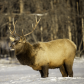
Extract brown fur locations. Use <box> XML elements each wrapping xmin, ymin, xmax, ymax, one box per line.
<box><xmin>11</xmin><ymin>39</ymin><xmax>76</xmax><ymax>78</ymax></box>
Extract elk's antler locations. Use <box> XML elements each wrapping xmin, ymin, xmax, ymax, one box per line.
<box><xmin>9</xmin><ymin>18</ymin><xmax>20</xmax><ymax>37</ymax></box>
<box><xmin>24</xmin><ymin>16</ymin><xmax>41</xmax><ymax>36</ymax></box>
<box><xmin>9</xmin><ymin>16</ymin><xmax>41</xmax><ymax>42</ymax></box>
<box><xmin>9</xmin><ymin>18</ymin><xmax>17</xmax><ymax>35</ymax></box>
<box><xmin>22</xmin><ymin>29</ymin><xmax>26</xmax><ymax>42</ymax></box>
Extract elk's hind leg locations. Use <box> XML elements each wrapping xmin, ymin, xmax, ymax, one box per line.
<box><xmin>65</xmin><ymin>63</ymin><xmax>73</xmax><ymax>77</ymax></box>
<box><xmin>39</xmin><ymin>65</ymin><xmax>49</xmax><ymax>78</ymax></box>
<box><xmin>65</xmin><ymin>60</ymin><xmax>73</xmax><ymax>77</ymax></box>
<box><xmin>60</xmin><ymin>64</ymin><xmax>68</xmax><ymax>77</ymax></box>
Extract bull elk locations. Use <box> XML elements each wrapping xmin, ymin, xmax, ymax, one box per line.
<box><xmin>9</xmin><ymin>16</ymin><xmax>76</xmax><ymax>78</ymax></box>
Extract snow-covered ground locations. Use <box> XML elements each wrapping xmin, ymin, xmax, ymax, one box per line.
<box><xmin>0</xmin><ymin>57</ymin><xmax>84</xmax><ymax>84</ymax></box>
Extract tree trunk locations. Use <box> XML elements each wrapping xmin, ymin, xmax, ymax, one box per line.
<box><xmin>41</xmin><ymin>26</ymin><xmax>43</xmax><ymax>42</ymax></box>
<box><xmin>20</xmin><ymin>0</ymin><xmax>24</xmax><ymax>14</ymax></box>
<box><xmin>68</xmin><ymin>16</ymin><xmax>72</xmax><ymax>40</ymax></box>
<box><xmin>51</xmin><ymin>27</ymin><xmax>53</xmax><ymax>40</ymax></box>
<box><xmin>9</xmin><ymin>16</ymin><xmax>12</xmax><ymax>34</ymax></box>
<box><xmin>82</xmin><ymin>18</ymin><xmax>84</xmax><ymax>50</ymax></box>
<box><xmin>55</xmin><ymin>15</ymin><xmax>58</xmax><ymax>39</ymax></box>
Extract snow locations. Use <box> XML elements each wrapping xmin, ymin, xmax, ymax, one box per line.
<box><xmin>0</xmin><ymin>57</ymin><xmax>84</xmax><ymax>84</ymax></box>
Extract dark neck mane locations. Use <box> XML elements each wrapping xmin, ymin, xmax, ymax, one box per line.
<box><xmin>16</xmin><ymin>42</ymin><xmax>35</xmax><ymax>66</ymax></box>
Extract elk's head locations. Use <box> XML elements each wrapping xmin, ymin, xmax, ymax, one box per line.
<box><xmin>9</xmin><ymin>16</ymin><xmax>41</xmax><ymax>53</ymax></box>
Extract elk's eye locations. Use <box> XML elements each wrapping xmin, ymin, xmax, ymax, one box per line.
<box><xmin>14</xmin><ymin>40</ymin><xmax>17</xmax><ymax>42</ymax></box>
<box><xmin>15</xmin><ymin>41</ymin><xmax>18</xmax><ymax>44</ymax></box>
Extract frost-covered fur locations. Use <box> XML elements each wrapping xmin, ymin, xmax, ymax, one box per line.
<box><xmin>12</xmin><ymin>39</ymin><xmax>76</xmax><ymax>78</ymax></box>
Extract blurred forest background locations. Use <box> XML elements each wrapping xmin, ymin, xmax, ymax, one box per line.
<box><xmin>0</xmin><ymin>0</ymin><xmax>84</xmax><ymax>60</ymax></box>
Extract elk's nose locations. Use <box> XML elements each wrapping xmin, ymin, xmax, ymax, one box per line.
<box><xmin>12</xmin><ymin>42</ymin><xmax>15</xmax><ymax>45</ymax></box>
<box><xmin>10</xmin><ymin>42</ymin><xmax>15</xmax><ymax>47</ymax></box>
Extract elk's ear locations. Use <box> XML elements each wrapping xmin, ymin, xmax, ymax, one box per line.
<box><xmin>19</xmin><ymin>39</ymin><xmax>26</xmax><ymax>43</ymax></box>
<box><xmin>10</xmin><ymin>37</ymin><xmax>15</xmax><ymax>42</ymax></box>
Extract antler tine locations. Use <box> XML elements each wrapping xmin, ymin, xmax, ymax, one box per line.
<box><xmin>24</xmin><ymin>16</ymin><xmax>41</xmax><ymax>36</ymax></box>
<box><xmin>12</xmin><ymin>20</ymin><xmax>17</xmax><ymax>34</ymax></box>
<box><xmin>9</xmin><ymin>18</ymin><xmax>20</xmax><ymax>37</ymax></box>
<box><xmin>13</xmin><ymin>20</ymin><xmax>21</xmax><ymax>37</ymax></box>
<box><xmin>22</xmin><ymin>29</ymin><xmax>24</xmax><ymax>36</ymax></box>
<box><xmin>9</xmin><ymin>18</ymin><xmax>16</xmax><ymax>35</ymax></box>
<box><xmin>22</xmin><ymin>29</ymin><xmax>26</xmax><ymax>42</ymax></box>
<box><xmin>9</xmin><ymin>22</ymin><xmax>16</xmax><ymax>37</ymax></box>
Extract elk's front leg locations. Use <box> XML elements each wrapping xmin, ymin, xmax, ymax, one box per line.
<box><xmin>39</xmin><ymin>65</ymin><xmax>49</xmax><ymax>78</ymax></box>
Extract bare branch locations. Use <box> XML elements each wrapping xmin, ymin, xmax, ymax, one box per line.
<box><xmin>1</xmin><ymin>22</ymin><xmax>9</xmax><ymax>27</ymax></box>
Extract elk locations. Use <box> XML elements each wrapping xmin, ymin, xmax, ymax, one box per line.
<box><xmin>9</xmin><ymin>16</ymin><xmax>77</xmax><ymax>78</ymax></box>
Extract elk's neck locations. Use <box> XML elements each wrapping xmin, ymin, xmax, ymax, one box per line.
<box><xmin>16</xmin><ymin>42</ymin><xmax>35</xmax><ymax>65</ymax></box>
<box><xmin>24</xmin><ymin>42</ymin><xmax>33</xmax><ymax>54</ymax></box>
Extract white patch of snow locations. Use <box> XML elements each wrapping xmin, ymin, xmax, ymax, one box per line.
<box><xmin>0</xmin><ymin>57</ymin><xmax>84</xmax><ymax>84</ymax></box>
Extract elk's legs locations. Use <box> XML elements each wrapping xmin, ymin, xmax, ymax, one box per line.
<box><xmin>60</xmin><ymin>64</ymin><xmax>68</xmax><ymax>77</ymax></box>
<box><xmin>39</xmin><ymin>65</ymin><xmax>49</xmax><ymax>78</ymax></box>
<box><xmin>65</xmin><ymin>64</ymin><xmax>73</xmax><ymax>77</ymax></box>
<box><xmin>65</xmin><ymin>59</ymin><xmax>73</xmax><ymax>77</ymax></box>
